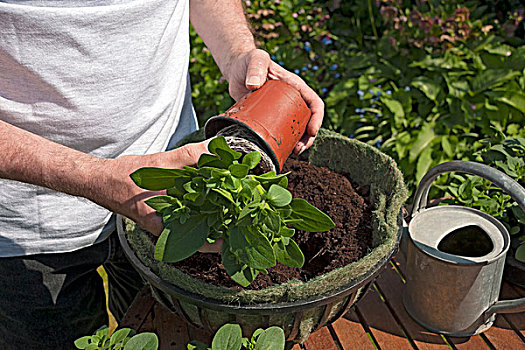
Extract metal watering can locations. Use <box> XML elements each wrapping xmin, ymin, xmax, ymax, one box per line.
<box><xmin>403</xmin><ymin>160</ymin><xmax>525</xmax><ymax>337</ymax></box>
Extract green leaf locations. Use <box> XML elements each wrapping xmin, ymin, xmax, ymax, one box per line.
<box><xmin>515</xmin><ymin>244</ymin><xmax>525</xmax><ymax>263</ymax></box>
<box><xmin>209</xmin><ymin>136</ymin><xmax>242</xmax><ymax>160</ymax></box>
<box><xmin>512</xmin><ymin>205</ymin><xmax>525</xmax><ymax>225</ymax></box>
<box><xmin>229</xmin><ymin>163</ymin><xmax>250</xmax><ymax>178</ymax></box>
<box><xmin>411</xmin><ymin>76</ymin><xmax>441</xmax><ymax>101</ymax></box>
<box><xmin>130</xmin><ymin>167</ymin><xmax>188</xmax><ymax>191</ymax></box>
<box><xmin>266</xmin><ymin>184</ymin><xmax>292</xmax><ymax>207</ymax></box>
<box><xmin>212</xmin><ymin>188</ymin><xmax>235</xmax><ymax>204</ymax></box>
<box><xmin>273</xmin><ymin>239</ymin><xmax>304</xmax><ymax>268</ymax></box>
<box><xmin>253</xmin><ymin>172</ymin><xmax>289</xmax><ymax>191</ymax></box>
<box><xmin>263</xmin><ymin>209</ymin><xmax>281</xmax><ymax>233</ymax></box>
<box><xmin>288</xmin><ymin>198</ymin><xmax>335</xmax><ymax>232</ymax></box>
<box><xmin>409</xmin><ymin>122</ymin><xmax>435</xmax><ymax>162</ymax></box>
<box><xmin>145</xmin><ymin>196</ymin><xmax>178</xmax><ymax>212</ymax></box>
<box><xmin>222</xmin><ymin>246</ymin><xmax>257</xmax><ymax>287</ymax></box>
<box><xmin>110</xmin><ymin>329</ymin><xmax>135</xmax><ymax>347</ymax></box>
<box><xmin>382</xmin><ymin>98</ymin><xmax>404</xmax><ymax>118</ymax></box>
<box><xmin>415</xmin><ymin>147</ymin><xmax>433</xmax><ymax>185</ymax></box>
<box><xmin>471</xmin><ymin>70</ymin><xmax>520</xmax><ymax>93</ymax></box>
<box><xmin>74</xmin><ymin>336</ymin><xmax>92</xmax><ymax>349</ymax></box>
<box><xmin>229</xmin><ymin>226</ymin><xmax>276</xmax><ymax>270</ymax></box>
<box><xmin>242</xmin><ymin>151</ymin><xmax>261</xmax><ymax>169</ymax></box>
<box><xmin>253</xmin><ymin>327</ymin><xmax>285</xmax><ymax>350</ymax></box>
<box><xmin>198</xmin><ymin>154</ymin><xmax>227</xmax><ymax>169</ymax></box>
<box><xmin>123</xmin><ymin>333</ymin><xmax>158</xmax><ymax>350</ymax></box>
<box><xmin>211</xmin><ymin>324</ymin><xmax>242</xmax><ymax>350</ymax></box>
<box><xmin>486</xmin><ymin>90</ymin><xmax>525</xmax><ymax>113</ymax></box>
<box><xmin>154</xmin><ymin>216</ymin><xmax>209</xmax><ymax>262</ymax></box>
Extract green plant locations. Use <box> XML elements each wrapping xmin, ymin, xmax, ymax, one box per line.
<box><xmin>437</xmin><ymin>136</ymin><xmax>525</xmax><ymax>261</ymax></box>
<box><xmin>187</xmin><ymin>323</ymin><xmax>285</xmax><ymax>350</ymax></box>
<box><xmin>74</xmin><ymin>326</ymin><xmax>158</xmax><ymax>350</ymax></box>
<box><xmin>130</xmin><ymin>136</ymin><xmax>334</xmax><ymax>287</ymax></box>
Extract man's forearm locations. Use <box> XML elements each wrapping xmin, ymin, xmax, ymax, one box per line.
<box><xmin>189</xmin><ymin>0</ymin><xmax>256</xmax><ymax>80</ymax></box>
<box><xmin>0</xmin><ymin>120</ymin><xmax>104</xmax><ymax>200</ymax></box>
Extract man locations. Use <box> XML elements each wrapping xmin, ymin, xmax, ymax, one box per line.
<box><xmin>0</xmin><ymin>0</ymin><xmax>324</xmax><ymax>348</ymax></box>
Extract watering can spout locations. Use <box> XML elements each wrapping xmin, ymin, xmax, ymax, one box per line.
<box><xmin>486</xmin><ymin>297</ymin><xmax>525</xmax><ymax>315</ymax></box>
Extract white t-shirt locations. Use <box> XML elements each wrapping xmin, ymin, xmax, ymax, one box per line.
<box><xmin>0</xmin><ymin>0</ymin><xmax>197</xmax><ymax>256</ymax></box>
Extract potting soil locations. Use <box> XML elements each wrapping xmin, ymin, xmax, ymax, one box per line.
<box><xmin>169</xmin><ymin>158</ymin><xmax>373</xmax><ymax>289</ymax></box>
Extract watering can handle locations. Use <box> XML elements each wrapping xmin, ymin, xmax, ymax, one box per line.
<box><xmin>411</xmin><ymin>160</ymin><xmax>525</xmax><ymax>217</ymax></box>
<box><xmin>411</xmin><ymin>160</ymin><xmax>525</xmax><ymax>315</ymax></box>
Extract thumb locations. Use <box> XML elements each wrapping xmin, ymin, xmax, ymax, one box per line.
<box><xmin>245</xmin><ymin>49</ymin><xmax>271</xmax><ymax>91</ymax></box>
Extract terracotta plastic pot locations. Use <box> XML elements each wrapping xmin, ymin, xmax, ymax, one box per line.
<box><xmin>204</xmin><ymin>80</ymin><xmax>311</xmax><ymax>173</ymax></box>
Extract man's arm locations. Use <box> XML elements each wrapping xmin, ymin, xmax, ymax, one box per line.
<box><xmin>0</xmin><ymin>120</ymin><xmax>207</xmax><ymax>235</ymax></box>
<box><xmin>189</xmin><ymin>0</ymin><xmax>325</xmax><ymax>154</ymax></box>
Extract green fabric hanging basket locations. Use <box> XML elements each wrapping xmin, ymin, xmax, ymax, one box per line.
<box><xmin>117</xmin><ymin>128</ymin><xmax>407</xmax><ymax>345</ymax></box>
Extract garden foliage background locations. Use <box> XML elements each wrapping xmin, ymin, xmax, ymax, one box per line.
<box><xmin>189</xmin><ymin>0</ymin><xmax>525</xmax><ymax>260</ymax></box>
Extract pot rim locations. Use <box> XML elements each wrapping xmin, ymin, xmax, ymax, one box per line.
<box><xmin>116</xmin><ymin>212</ymin><xmax>403</xmax><ymax>315</ymax></box>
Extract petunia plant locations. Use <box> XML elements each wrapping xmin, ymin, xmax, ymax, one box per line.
<box><xmin>130</xmin><ymin>136</ymin><xmax>335</xmax><ymax>287</ymax></box>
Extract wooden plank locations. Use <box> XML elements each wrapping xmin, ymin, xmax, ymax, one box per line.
<box><xmin>483</xmin><ymin>315</ymin><xmax>525</xmax><ymax>349</ymax></box>
<box><xmin>138</xmin><ymin>311</ymin><xmax>155</xmax><ymax>333</ymax></box>
<box><xmin>500</xmin><ymin>282</ymin><xmax>525</xmax><ymax>341</ymax></box>
<box><xmin>331</xmin><ymin>309</ymin><xmax>375</xmax><ymax>349</ymax></box>
<box><xmin>187</xmin><ymin>325</ymin><xmax>213</xmax><ymax>346</ymax></box>
<box><xmin>154</xmin><ymin>303</ymin><xmax>190</xmax><ymax>350</ymax></box>
<box><xmin>303</xmin><ymin>326</ymin><xmax>338</xmax><ymax>350</ymax></box>
<box><xmin>352</xmin><ymin>283</ymin><xmax>412</xmax><ymax>349</ymax></box>
<box><xmin>119</xmin><ymin>286</ymin><xmax>155</xmax><ymax>331</ymax></box>
<box><xmin>375</xmin><ymin>259</ymin><xmax>450</xmax><ymax>349</ymax></box>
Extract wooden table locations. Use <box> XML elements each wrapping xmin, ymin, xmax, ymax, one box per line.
<box><xmin>121</xmin><ymin>252</ymin><xmax>525</xmax><ymax>350</ymax></box>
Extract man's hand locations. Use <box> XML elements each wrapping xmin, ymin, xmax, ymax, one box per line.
<box><xmin>225</xmin><ymin>49</ymin><xmax>325</xmax><ymax>155</ymax></box>
<box><xmin>98</xmin><ymin>140</ymin><xmax>223</xmax><ymax>253</ymax></box>
<box><xmin>95</xmin><ymin>141</ymin><xmax>209</xmax><ymax>236</ymax></box>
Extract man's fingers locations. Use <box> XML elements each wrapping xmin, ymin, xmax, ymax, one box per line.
<box><xmin>168</xmin><ymin>139</ymin><xmax>210</xmax><ymax>167</ymax></box>
<box><xmin>245</xmin><ymin>50</ymin><xmax>270</xmax><ymax>90</ymax></box>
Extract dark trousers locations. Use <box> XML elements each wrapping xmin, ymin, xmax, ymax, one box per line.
<box><xmin>0</xmin><ymin>232</ymin><xmax>144</xmax><ymax>350</ymax></box>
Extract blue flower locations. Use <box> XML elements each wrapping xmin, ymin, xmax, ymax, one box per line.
<box><xmin>321</xmin><ymin>88</ymin><xmax>327</xmax><ymax>93</ymax></box>
<box><xmin>335</xmin><ymin>73</ymin><xmax>341</xmax><ymax>78</ymax></box>
<box><xmin>301</xmin><ymin>66</ymin><xmax>308</xmax><ymax>72</ymax></box>
<box><xmin>271</xmin><ymin>55</ymin><xmax>277</xmax><ymax>60</ymax></box>
<box><xmin>386</xmin><ymin>90</ymin><xmax>392</xmax><ymax>95</ymax></box>
<box><xmin>376</xmin><ymin>91</ymin><xmax>382</xmax><ymax>97</ymax></box>
<box><xmin>405</xmin><ymin>86</ymin><xmax>411</xmax><ymax>91</ymax></box>
<box><xmin>304</xmin><ymin>41</ymin><xmax>311</xmax><ymax>53</ymax></box>
<box><xmin>355</xmin><ymin>108</ymin><xmax>363</xmax><ymax>113</ymax></box>
<box><xmin>357</xmin><ymin>90</ymin><xmax>364</xmax><ymax>96</ymax></box>
<box><xmin>278</xmin><ymin>61</ymin><xmax>284</xmax><ymax>66</ymax></box>
<box><xmin>321</xmin><ymin>37</ymin><xmax>333</xmax><ymax>45</ymax></box>
<box><xmin>294</xmin><ymin>69</ymin><xmax>300</xmax><ymax>74</ymax></box>
<box><xmin>368</xmin><ymin>89</ymin><xmax>374</xmax><ymax>94</ymax></box>
<box><xmin>312</xmin><ymin>65</ymin><xmax>319</xmax><ymax>71</ymax></box>
<box><xmin>330</xmin><ymin>64</ymin><xmax>338</xmax><ymax>70</ymax></box>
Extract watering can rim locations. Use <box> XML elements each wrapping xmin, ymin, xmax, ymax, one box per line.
<box><xmin>408</xmin><ymin>205</ymin><xmax>510</xmax><ymax>265</ymax></box>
